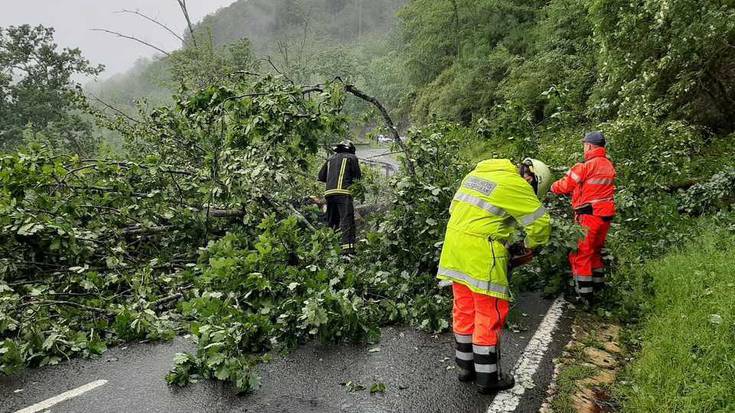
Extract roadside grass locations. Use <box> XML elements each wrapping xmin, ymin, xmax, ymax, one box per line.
<box><xmin>617</xmin><ymin>224</ymin><xmax>735</xmax><ymax>412</ymax></box>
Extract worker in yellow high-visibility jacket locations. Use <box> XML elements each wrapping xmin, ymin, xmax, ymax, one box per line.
<box><xmin>437</xmin><ymin>158</ymin><xmax>553</xmax><ymax>394</ymax></box>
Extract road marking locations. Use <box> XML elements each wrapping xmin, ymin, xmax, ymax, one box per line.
<box><xmin>488</xmin><ymin>297</ymin><xmax>566</xmax><ymax>413</ymax></box>
<box><xmin>15</xmin><ymin>380</ymin><xmax>108</xmax><ymax>413</ymax></box>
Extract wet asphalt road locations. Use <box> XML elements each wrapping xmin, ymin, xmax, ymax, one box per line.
<box><xmin>0</xmin><ymin>292</ymin><xmax>572</xmax><ymax>413</ymax></box>
<box><xmin>357</xmin><ymin>146</ymin><xmax>400</xmax><ymax>169</ymax></box>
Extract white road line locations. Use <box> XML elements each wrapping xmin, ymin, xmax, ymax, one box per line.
<box><xmin>15</xmin><ymin>379</ymin><xmax>108</xmax><ymax>413</ymax></box>
<box><xmin>488</xmin><ymin>297</ymin><xmax>566</xmax><ymax>413</ymax></box>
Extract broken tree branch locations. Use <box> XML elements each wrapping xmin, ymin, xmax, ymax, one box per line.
<box><xmin>207</xmin><ymin>208</ymin><xmax>244</xmax><ymax>218</ymax></box>
<box><xmin>340</xmin><ymin>82</ymin><xmax>417</xmax><ymax>178</ymax></box>
<box><xmin>91</xmin><ymin>28</ymin><xmax>170</xmax><ymax>56</ymax></box>
<box><xmin>177</xmin><ymin>0</ymin><xmax>198</xmax><ymax>48</ymax></box>
<box><xmin>288</xmin><ymin>204</ymin><xmax>317</xmax><ymax>232</ymax></box>
<box><xmin>22</xmin><ymin>300</ymin><xmax>115</xmax><ymax>315</ymax></box>
<box><xmin>154</xmin><ymin>293</ymin><xmax>184</xmax><ymax>308</ymax></box>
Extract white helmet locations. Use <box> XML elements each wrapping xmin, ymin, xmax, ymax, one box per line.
<box><xmin>522</xmin><ymin>158</ymin><xmax>553</xmax><ymax>199</ymax></box>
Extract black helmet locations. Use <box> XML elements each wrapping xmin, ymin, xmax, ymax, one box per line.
<box><xmin>333</xmin><ymin>139</ymin><xmax>356</xmax><ymax>154</ymax></box>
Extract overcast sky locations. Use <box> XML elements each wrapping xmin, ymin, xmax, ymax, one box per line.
<box><xmin>0</xmin><ymin>0</ymin><xmax>237</xmax><ymax>79</ymax></box>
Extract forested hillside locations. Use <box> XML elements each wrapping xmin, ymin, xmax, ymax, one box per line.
<box><xmin>2</xmin><ymin>0</ymin><xmax>735</xmax><ymax>410</ymax></box>
<box><xmin>89</xmin><ymin>0</ymin><xmax>407</xmax><ymax>117</ymax></box>
<box><xmin>193</xmin><ymin>0</ymin><xmax>404</xmax><ymax>52</ymax></box>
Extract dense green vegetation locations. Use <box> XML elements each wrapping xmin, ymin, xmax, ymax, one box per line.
<box><xmin>2</xmin><ymin>0</ymin><xmax>735</xmax><ymax>408</ymax></box>
<box><xmin>195</xmin><ymin>0</ymin><xmax>404</xmax><ymax>54</ymax></box>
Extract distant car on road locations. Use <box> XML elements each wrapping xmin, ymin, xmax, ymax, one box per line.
<box><xmin>376</xmin><ymin>134</ymin><xmax>392</xmax><ymax>144</ymax></box>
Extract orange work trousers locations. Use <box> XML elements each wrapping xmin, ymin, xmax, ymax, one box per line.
<box><xmin>570</xmin><ymin>214</ymin><xmax>611</xmax><ymax>294</ymax></box>
<box><xmin>452</xmin><ymin>283</ymin><xmax>509</xmax><ymax>384</ymax></box>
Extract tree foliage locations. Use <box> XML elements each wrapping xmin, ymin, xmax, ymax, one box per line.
<box><xmin>0</xmin><ymin>74</ymin><xmax>346</xmax><ymax>378</ymax></box>
<box><xmin>590</xmin><ymin>0</ymin><xmax>735</xmax><ymax>131</ymax></box>
<box><xmin>0</xmin><ymin>25</ymin><xmax>104</xmax><ymax>154</ymax></box>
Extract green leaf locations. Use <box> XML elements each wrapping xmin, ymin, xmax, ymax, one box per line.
<box><xmin>42</xmin><ymin>333</ymin><xmax>60</xmax><ymax>350</ymax></box>
<box><xmin>214</xmin><ymin>365</ymin><xmax>230</xmax><ymax>381</ymax></box>
<box><xmin>370</xmin><ymin>382</ymin><xmax>386</xmax><ymax>394</ymax></box>
<box><xmin>89</xmin><ymin>339</ymin><xmax>107</xmax><ymax>355</ymax></box>
<box><xmin>173</xmin><ymin>353</ymin><xmax>193</xmax><ymax>366</ymax></box>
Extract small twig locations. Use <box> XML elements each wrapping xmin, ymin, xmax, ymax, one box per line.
<box><xmin>122</xmin><ymin>225</ymin><xmax>172</xmax><ymax>236</ymax></box>
<box><xmin>40</xmin><ymin>183</ymin><xmax>148</xmax><ymax>197</ymax></box>
<box><xmin>230</xmin><ymin>70</ymin><xmax>262</xmax><ymax>78</ymax></box>
<box><xmin>167</xmin><ymin>170</ymin><xmax>187</xmax><ymax>207</ymax></box>
<box><xmin>116</xmin><ymin>9</ymin><xmax>185</xmax><ymax>43</ymax></box>
<box><xmin>361</xmin><ymin>151</ymin><xmax>403</xmax><ymax>160</ymax></box>
<box><xmin>153</xmin><ymin>293</ymin><xmax>183</xmax><ymax>308</ymax></box>
<box><xmin>44</xmin><ymin>292</ymin><xmax>97</xmax><ymax>298</ymax></box>
<box><xmin>71</xmin><ymin>159</ymin><xmax>195</xmax><ymax>176</ymax></box>
<box><xmin>88</xmin><ymin>94</ymin><xmax>141</xmax><ymax>124</ymax></box>
<box><xmin>264</xmin><ymin>56</ymin><xmax>295</xmax><ymax>84</ymax></box>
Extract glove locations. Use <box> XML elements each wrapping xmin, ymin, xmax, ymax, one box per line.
<box><xmin>509</xmin><ymin>245</ymin><xmax>534</xmax><ymax>269</ymax></box>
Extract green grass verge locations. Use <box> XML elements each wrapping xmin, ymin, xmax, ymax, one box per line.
<box><xmin>618</xmin><ymin>223</ymin><xmax>735</xmax><ymax>412</ymax></box>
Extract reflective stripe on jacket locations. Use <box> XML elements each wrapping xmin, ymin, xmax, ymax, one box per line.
<box><xmin>318</xmin><ymin>152</ymin><xmax>362</xmax><ymax>197</ymax></box>
<box><xmin>550</xmin><ymin>147</ymin><xmax>616</xmax><ymax>217</ymax></box>
<box><xmin>437</xmin><ymin>159</ymin><xmax>552</xmax><ymax>300</ymax></box>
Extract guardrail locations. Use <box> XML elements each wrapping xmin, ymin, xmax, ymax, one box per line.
<box><xmin>359</xmin><ymin>157</ymin><xmax>397</xmax><ymax>177</ymax></box>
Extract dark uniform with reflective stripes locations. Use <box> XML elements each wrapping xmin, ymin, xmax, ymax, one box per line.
<box><xmin>318</xmin><ymin>151</ymin><xmax>361</xmax><ymax>253</ymax></box>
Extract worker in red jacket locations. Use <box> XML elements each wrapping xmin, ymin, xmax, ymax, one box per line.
<box><xmin>551</xmin><ymin>131</ymin><xmax>616</xmax><ymax>303</ymax></box>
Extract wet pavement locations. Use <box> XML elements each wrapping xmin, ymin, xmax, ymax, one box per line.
<box><xmin>357</xmin><ymin>146</ymin><xmax>400</xmax><ymax>169</ymax></box>
<box><xmin>0</xmin><ymin>294</ymin><xmax>569</xmax><ymax>413</ymax></box>
<box><xmin>0</xmin><ymin>292</ymin><xmax>572</xmax><ymax>413</ymax></box>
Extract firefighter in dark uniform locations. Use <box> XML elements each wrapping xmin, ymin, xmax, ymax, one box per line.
<box><xmin>318</xmin><ymin>140</ymin><xmax>362</xmax><ymax>255</ymax></box>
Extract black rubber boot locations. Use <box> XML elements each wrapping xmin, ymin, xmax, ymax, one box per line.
<box><xmin>457</xmin><ymin>368</ymin><xmax>475</xmax><ymax>382</ymax></box>
<box><xmin>477</xmin><ymin>372</ymin><xmax>515</xmax><ymax>394</ymax></box>
<box><xmin>578</xmin><ymin>293</ymin><xmax>595</xmax><ymax>309</ymax></box>
<box><xmin>593</xmin><ymin>271</ymin><xmax>606</xmax><ymax>293</ymax></box>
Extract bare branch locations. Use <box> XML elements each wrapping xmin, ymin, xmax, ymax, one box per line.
<box><xmin>288</xmin><ymin>203</ymin><xmax>316</xmax><ymax>232</ymax></box>
<box><xmin>154</xmin><ymin>293</ymin><xmax>183</xmax><ymax>308</ymax></box>
<box><xmin>262</xmin><ymin>56</ymin><xmax>298</xmax><ymax>87</ymax></box>
<box><xmin>230</xmin><ymin>70</ymin><xmax>262</xmax><ymax>78</ymax></box>
<box><xmin>177</xmin><ymin>0</ymin><xmax>198</xmax><ymax>48</ymax></box>
<box><xmin>90</xmin><ymin>28</ymin><xmax>170</xmax><ymax>56</ymax></box>
<box><xmin>22</xmin><ymin>300</ymin><xmax>115</xmax><ymax>315</ymax></box>
<box><xmin>88</xmin><ymin>93</ymin><xmax>141</xmax><ymax>124</ymax></box>
<box><xmin>339</xmin><ymin>81</ymin><xmax>417</xmax><ymax>178</ymax></box>
<box><xmin>115</xmin><ymin>9</ymin><xmax>185</xmax><ymax>43</ymax></box>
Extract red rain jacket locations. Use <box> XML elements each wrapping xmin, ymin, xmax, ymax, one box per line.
<box><xmin>551</xmin><ymin>147</ymin><xmax>616</xmax><ymax>217</ymax></box>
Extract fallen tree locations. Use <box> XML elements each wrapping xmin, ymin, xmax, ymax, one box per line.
<box><xmin>0</xmin><ymin>76</ymin><xmax>459</xmax><ymax>392</ymax></box>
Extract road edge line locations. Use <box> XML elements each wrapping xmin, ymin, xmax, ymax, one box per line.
<box><xmin>15</xmin><ymin>379</ymin><xmax>108</xmax><ymax>413</ymax></box>
<box><xmin>487</xmin><ymin>296</ymin><xmax>566</xmax><ymax>413</ymax></box>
